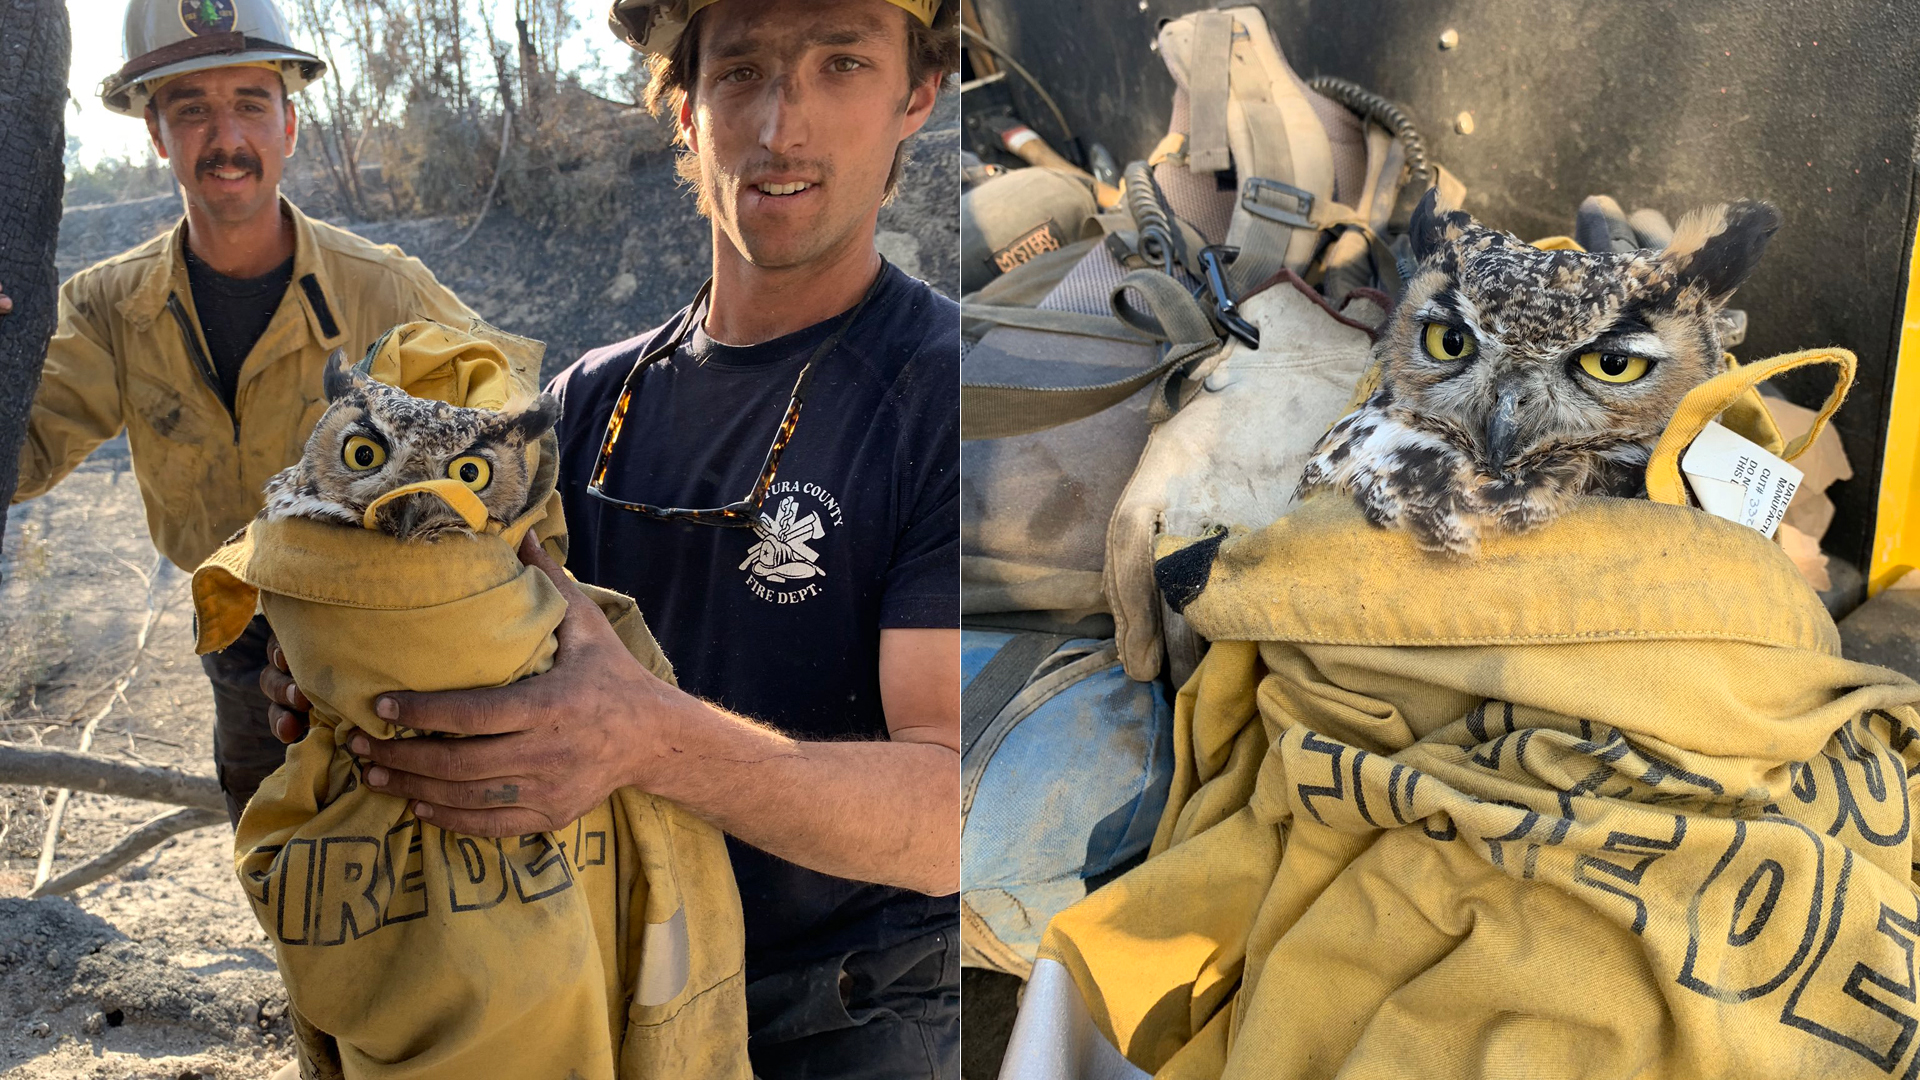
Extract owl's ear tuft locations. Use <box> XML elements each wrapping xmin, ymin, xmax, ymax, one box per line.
<box><xmin>1663</xmin><ymin>199</ymin><xmax>1780</xmax><ymax>303</ymax></box>
<box><xmin>505</xmin><ymin>393</ymin><xmax>562</xmax><ymax>441</ymax></box>
<box><xmin>1407</xmin><ymin>187</ymin><xmax>1474</xmax><ymax>265</ymax></box>
<box><xmin>321</xmin><ymin>348</ymin><xmax>364</xmax><ymax>403</ymax></box>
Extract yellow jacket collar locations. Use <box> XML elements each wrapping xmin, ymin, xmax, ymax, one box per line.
<box><xmin>1156</xmin><ymin>494</ymin><xmax>1840</xmax><ymax>655</ymax></box>
<box><xmin>119</xmin><ymin>196</ymin><xmax>347</xmax><ymax>351</ymax></box>
<box><xmin>194</xmin><ymin>491</ymin><xmax>561</xmax><ymax>653</ymax></box>
<box><xmin>1165</xmin><ymin>348</ymin><xmax>1858</xmax><ymax>655</ymax></box>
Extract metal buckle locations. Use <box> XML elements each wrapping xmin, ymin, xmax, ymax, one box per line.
<box><xmin>1240</xmin><ymin>177</ymin><xmax>1316</xmax><ymax>230</ymax></box>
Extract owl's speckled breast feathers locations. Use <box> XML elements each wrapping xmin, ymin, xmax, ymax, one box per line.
<box><xmin>262</xmin><ymin>348</ymin><xmax>560</xmax><ymax>541</ymax></box>
<box><xmin>1299</xmin><ymin>189</ymin><xmax>1780</xmax><ymax>554</ymax></box>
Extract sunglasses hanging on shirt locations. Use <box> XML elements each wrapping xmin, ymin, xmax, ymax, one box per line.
<box><xmin>585</xmin><ymin>265</ymin><xmax>887</xmax><ymax>528</ymax></box>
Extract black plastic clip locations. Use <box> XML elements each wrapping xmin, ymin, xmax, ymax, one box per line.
<box><xmin>1198</xmin><ymin>245</ymin><xmax>1260</xmax><ymax>349</ymax></box>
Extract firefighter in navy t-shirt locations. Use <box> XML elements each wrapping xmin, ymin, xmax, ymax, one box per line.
<box><xmin>262</xmin><ymin>0</ymin><xmax>962</xmax><ymax>1075</ymax></box>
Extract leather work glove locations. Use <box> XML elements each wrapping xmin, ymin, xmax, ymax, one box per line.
<box><xmin>1574</xmin><ymin>194</ymin><xmax>1675</xmax><ymax>253</ymax></box>
<box><xmin>1574</xmin><ymin>195</ymin><xmax>1745</xmax><ymax>346</ymax></box>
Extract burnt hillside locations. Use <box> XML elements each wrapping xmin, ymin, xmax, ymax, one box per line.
<box><xmin>55</xmin><ymin>90</ymin><xmax>959</xmax><ymax>382</ymax></box>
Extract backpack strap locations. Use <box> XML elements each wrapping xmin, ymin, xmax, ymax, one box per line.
<box><xmin>961</xmin><ymin>632</ymin><xmax>1073</xmax><ymax>763</ymax></box>
<box><xmin>1322</xmin><ymin>124</ymin><xmax>1402</xmax><ymax>306</ymax></box>
<box><xmin>1185</xmin><ymin>10</ymin><xmax>1235</xmax><ymax>173</ymax></box>
<box><xmin>961</xmin><ymin>271</ymin><xmax>1224</xmax><ymax>439</ymax></box>
<box><xmin>960</xmin><ymin>305</ymin><xmax>1155</xmax><ymax>343</ymax></box>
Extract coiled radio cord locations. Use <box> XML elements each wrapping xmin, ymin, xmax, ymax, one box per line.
<box><xmin>1306</xmin><ymin>75</ymin><xmax>1431</xmax><ymax>187</ymax></box>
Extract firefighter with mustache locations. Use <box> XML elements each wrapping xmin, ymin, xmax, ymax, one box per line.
<box><xmin>0</xmin><ymin>0</ymin><xmax>474</xmax><ymax>824</ymax></box>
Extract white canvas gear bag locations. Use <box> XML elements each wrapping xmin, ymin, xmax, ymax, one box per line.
<box><xmin>1157</xmin><ymin>6</ymin><xmax>1337</xmax><ymax>293</ymax></box>
<box><xmin>965</xmin><ymin>7</ymin><xmax>1422</xmax><ymax>681</ymax></box>
<box><xmin>1103</xmin><ymin>274</ymin><xmax>1386</xmax><ymax>684</ymax></box>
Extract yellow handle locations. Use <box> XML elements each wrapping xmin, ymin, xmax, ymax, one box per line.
<box><xmin>360</xmin><ymin>478</ymin><xmax>492</xmax><ymax>533</ymax></box>
<box><xmin>1644</xmin><ymin>348</ymin><xmax>1856</xmax><ymax>507</ymax></box>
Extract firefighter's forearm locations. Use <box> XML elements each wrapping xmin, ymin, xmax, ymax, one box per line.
<box><xmin>627</xmin><ymin>695</ymin><xmax>961</xmax><ymax>896</ymax></box>
<box><xmin>360</xmin><ymin>542</ymin><xmax>959</xmax><ymax>893</ymax></box>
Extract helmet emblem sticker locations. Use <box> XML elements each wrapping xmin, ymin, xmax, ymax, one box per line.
<box><xmin>180</xmin><ymin>0</ymin><xmax>237</xmax><ymax>36</ymax></box>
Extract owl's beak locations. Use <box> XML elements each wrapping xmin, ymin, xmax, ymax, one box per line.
<box><xmin>1485</xmin><ymin>384</ymin><xmax>1524</xmax><ymax>475</ymax></box>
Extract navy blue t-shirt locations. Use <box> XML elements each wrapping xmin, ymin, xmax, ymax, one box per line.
<box><xmin>547</xmin><ymin>262</ymin><xmax>959</xmax><ymax>981</ymax></box>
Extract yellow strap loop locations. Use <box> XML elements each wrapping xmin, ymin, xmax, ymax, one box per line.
<box><xmin>360</xmin><ymin>478</ymin><xmax>492</xmax><ymax>533</ymax></box>
<box><xmin>1529</xmin><ymin>235</ymin><xmax>1583</xmax><ymax>251</ymax></box>
<box><xmin>1147</xmin><ymin>131</ymin><xmax>1188</xmax><ymax>168</ymax></box>
<box><xmin>1644</xmin><ymin>348</ymin><xmax>1856</xmax><ymax>507</ymax></box>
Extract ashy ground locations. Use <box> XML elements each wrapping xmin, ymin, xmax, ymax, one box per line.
<box><xmin>1</xmin><ymin>440</ymin><xmax>294</xmax><ymax>1079</ymax></box>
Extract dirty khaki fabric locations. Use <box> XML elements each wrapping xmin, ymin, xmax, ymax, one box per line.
<box><xmin>15</xmin><ymin>197</ymin><xmax>474</xmax><ymax>572</ymax></box>
<box><xmin>1022</xmin><ymin>352</ymin><xmax>1920</xmax><ymax>1079</ymax></box>
<box><xmin>1105</xmin><ymin>274</ymin><xmax>1383</xmax><ymax>684</ymax></box>
<box><xmin>192</xmin><ymin>325</ymin><xmax>748</xmax><ymax>1080</ymax></box>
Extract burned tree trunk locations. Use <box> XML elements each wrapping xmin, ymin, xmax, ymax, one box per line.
<box><xmin>0</xmin><ymin>0</ymin><xmax>71</xmax><ymax>550</ymax></box>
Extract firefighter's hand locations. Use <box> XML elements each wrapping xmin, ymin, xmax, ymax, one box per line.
<box><xmin>0</xmin><ymin>282</ymin><xmax>12</xmax><ymax>316</ymax></box>
<box><xmin>350</xmin><ymin>533</ymin><xmax>682</xmax><ymax>836</ymax></box>
<box><xmin>260</xmin><ymin>636</ymin><xmax>312</xmax><ymax>743</ymax></box>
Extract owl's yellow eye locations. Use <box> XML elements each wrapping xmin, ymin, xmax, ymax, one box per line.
<box><xmin>448</xmin><ymin>455</ymin><xmax>491</xmax><ymax>491</ymax></box>
<box><xmin>342</xmin><ymin>435</ymin><xmax>386</xmax><ymax>471</ymax></box>
<box><xmin>1578</xmin><ymin>352</ymin><xmax>1651</xmax><ymax>384</ymax></box>
<box><xmin>1423</xmin><ymin>323</ymin><xmax>1476</xmax><ymax>360</ymax></box>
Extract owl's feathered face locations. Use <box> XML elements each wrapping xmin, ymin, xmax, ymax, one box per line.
<box><xmin>262</xmin><ymin>351</ymin><xmax>560</xmax><ymax>542</ymax></box>
<box><xmin>1299</xmin><ymin>190</ymin><xmax>1780</xmax><ymax>554</ymax></box>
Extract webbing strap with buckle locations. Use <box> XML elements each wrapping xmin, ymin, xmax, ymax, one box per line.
<box><xmin>1189</xmin><ymin>8</ymin><xmax>1337</xmax><ymax>296</ymax></box>
<box><xmin>1240</xmin><ymin>177</ymin><xmax>1317</xmax><ymax>231</ymax></box>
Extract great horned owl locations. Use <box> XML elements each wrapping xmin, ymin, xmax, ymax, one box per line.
<box><xmin>261</xmin><ymin>349</ymin><xmax>561</xmax><ymax>541</ymax></box>
<box><xmin>1298</xmin><ymin>189</ymin><xmax>1780</xmax><ymax>554</ymax></box>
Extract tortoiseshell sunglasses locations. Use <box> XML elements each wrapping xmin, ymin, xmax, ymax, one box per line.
<box><xmin>585</xmin><ymin>270</ymin><xmax>884</xmax><ymax>527</ymax></box>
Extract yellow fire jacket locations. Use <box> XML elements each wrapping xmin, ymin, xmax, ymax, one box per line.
<box><xmin>13</xmin><ymin>197</ymin><xmax>473</xmax><ymax>571</ymax></box>
<box><xmin>1016</xmin><ymin>351</ymin><xmax>1920</xmax><ymax>1079</ymax></box>
<box><xmin>191</xmin><ymin>323</ymin><xmax>749</xmax><ymax>1079</ymax></box>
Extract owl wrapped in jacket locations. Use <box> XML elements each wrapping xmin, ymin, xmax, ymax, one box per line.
<box><xmin>262</xmin><ymin>349</ymin><xmax>560</xmax><ymax>540</ymax></box>
<box><xmin>1299</xmin><ymin>188</ymin><xmax>1781</xmax><ymax>553</ymax></box>
<box><xmin>191</xmin><ymin>321</ymin><xmax>750</xmax><ymax>1080</ymax></box>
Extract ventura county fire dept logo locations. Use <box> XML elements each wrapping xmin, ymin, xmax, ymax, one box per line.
<box><xmin>740</xmin><ymin>482</ymin><xmax>843</xmax><ymax>604</ymax></box>
<box><xmin>181</xmin><ymin>0</ymin><xmax>237</xmax><ymax>35</ymax></box>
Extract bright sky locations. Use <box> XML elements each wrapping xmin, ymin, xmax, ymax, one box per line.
<box><xmin>64</xmin><ymin>0</ymin><xmax>620</xmax><ymax>169</ymax></box>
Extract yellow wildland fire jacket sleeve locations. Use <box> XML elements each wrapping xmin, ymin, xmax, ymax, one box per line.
<box><xmin>12</xmin><ymin>198</ymin><xmax>476</xmax><ymax>572</ymax></box>
<box><xmin>1014</xmin><ymin>351</ymin><xmax>1920</xmax><ymax>1080</ymax></box>
<box><xmin>13</xmin><ymin>266</ymin><xmax>131</xmax><ymax>503</ymax></box>
<box><xmin>192</xmin><ymin>324</ymin><xmax>749</xmax><ymax>1080</ymax></box>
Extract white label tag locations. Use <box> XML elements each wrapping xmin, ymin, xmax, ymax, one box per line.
<box><xmin>1680</xmin><ymin>420</ymin><xmax>1803</xmax><ymax>538</ymax></box>
<box><xmin>1001</xmin><ymin>126</ymin><xmax>1040</xmax><ymax>153</ymax></box>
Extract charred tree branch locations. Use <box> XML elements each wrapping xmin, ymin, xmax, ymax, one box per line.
<box><xmin>0</xmin><ymin>745</ymin><xmax>224</xmax><ymax>812</ymax></box>
<box><xmin>27</xmin><ymin>807</ymin><xmax>226</xmax><ymax>898</ymax></box>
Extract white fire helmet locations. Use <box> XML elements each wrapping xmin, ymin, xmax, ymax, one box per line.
<box><xmin>99</xmin><ymin>0</ymin><xmax>325</xmax><ymax>117</ymax></box>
